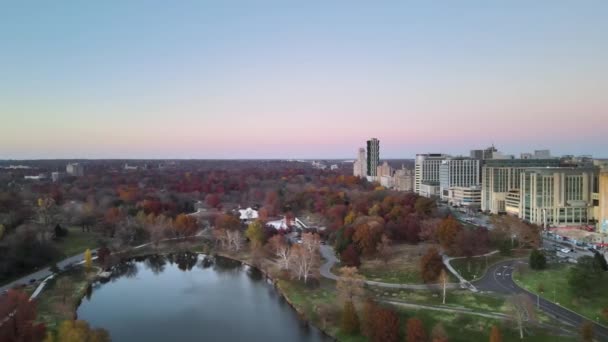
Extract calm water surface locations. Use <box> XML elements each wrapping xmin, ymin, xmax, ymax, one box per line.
<box><xmin>77</xmin><ymin>253</ymin><xmax>330</xmax><ymax>342</ymax></box>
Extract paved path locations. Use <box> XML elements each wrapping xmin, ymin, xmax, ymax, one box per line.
<box><xmin>383</xmin><ymin>298</ymin><xmax>509</xmax><ymax>320</ymax></box>
<box><xmin>474</xmin><ymin>259</ymin><xmax>608</xmax><ymax>341</ymax></box>
<box><xmin>319</xmin><ymin>244</ymin><xmax>459</xmax><ymax>290</ymax></box>
<box><xmin>442</xmin><ymin>250</ymin><xmax>499</xmax><ymax>293</ymax></box>
<box><xmin>2</xmin><ymin>230</ymin><xmax>208</xmax><ymax>295</ymax></box>
<box><xmin>0</xmin><ymin>249</ymin><xmax>99</xmax><ymax>293</ymax></box>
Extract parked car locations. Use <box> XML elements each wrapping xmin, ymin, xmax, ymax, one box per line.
<box><xmin>560</xmin><ymin>248</ymin><xmax>571</xmax><ymax>254</ymax></box>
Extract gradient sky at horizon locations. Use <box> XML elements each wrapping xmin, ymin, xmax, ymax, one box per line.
<box><xmin>1</xmin><ymin>1</ymin><xmax>607</xmax><ymax>159</ymax></box>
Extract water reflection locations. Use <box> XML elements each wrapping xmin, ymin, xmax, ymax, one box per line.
<box><xmin>144</xmin><ymin>254</ymin><xmax>166</xmax><ymax>275</ymax></box>
<box><xmin>78</xmin><ymin>254</ymin><xmax>329</xmax><ymax>342</ymax></box>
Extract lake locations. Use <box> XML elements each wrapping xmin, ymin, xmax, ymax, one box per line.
<box><xmin>77</xmin><ymin>253</ymin><xmax>330</xmax><ymax>342</ymax></box>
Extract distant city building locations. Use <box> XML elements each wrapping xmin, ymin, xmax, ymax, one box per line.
<box><xmin>51</xmin><ymin>172</ymin><xmax>64</xmax><ymax>182</ymax></box>
<box><xmin>481</xmin><ymin>158</ymin><xmax>560</xmax><ymax>213</ymax></box>
<box><xmin>520</xmin><ymin>150</ymin><xmax>552</xmax><ymax>160</ymax></box>
<box><xmin>124</xmin><ymin>164</ymin><xmax>138</xmax><ymax>171</ymax></box>
<box><xmin>415</xmin><ymin>153</ymin><xmax>449</xmax><ymax>196</ymax></box>
<box><xmin>470</xmin><ymin>145</ymin><xmax>497</xmax><ymax>160</ymax></box>
<box><xmin>394</xmin><ymin>167</ymin><xmax>414</xmax><ymax>192</ymax></box>
<box><xmin>353</xmin><ymin>148</ymin><xmax>367</xmax><ymax>177</ymax></box>
<box><xmin>312</xmin><ymin>161</ymin><xmax>327</xmax><ymax>170</ymax></box>
<box><xmin>379</xmin><ymin>175</ymin><xmax>393</xmax><ymax>188</ymax></box>
<box><xmin>439</xmin><ymin>157</ymin><xmax>480</xmax><ymax>201</ymax></box>
<box><xmin>66</xmin><ymin>163</ymin><xmax>84</xmax><ymax>177</ymax></box>
<box><xmin>330</xmin><ymin>164</ymin><xmax>339</xmax><ymax>170</ymax></box>
<box><xmin>24</xmin><ymin>173</ymin><xmax>46</xmax><ymax>180</ymax></box>
<box><xmin>596</xmin><ymin>162</ymin><xmax>608</xmax><ymax>233</ymax></box>
<box><xmin>376</xmin><ymin>161</ymin><xmax>393</xmax><ymax>178</ymax></box>
<box><xmin>560</xmin><ymin>155</ymin><xmax>594</xmax><ymax>167</ymax></box>
<box><xmin>534</xmin><ymin>149</ymin><xmax>551</xmax><ymax>159</ymax></box>
<box><xmin>516</xmin><ymin>167</ymin><xmax>598</xmax><ymax>227</ymax></box>
<box><xmin>366</xmin><ymin>138</ymin><xmax>380</xmax><ymax>177</ymax></box>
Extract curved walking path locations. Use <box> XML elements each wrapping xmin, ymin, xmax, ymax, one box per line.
<box><xmin>442</xmin><ymin>250</ymin><xmax>499</xmax><ymax>293</ymax></box>
<box><xmin>319</xmin><ymin>244</ymin><xmax>460</xmax><ymax>290</ymax></box>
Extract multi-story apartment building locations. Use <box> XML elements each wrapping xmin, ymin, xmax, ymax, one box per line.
<box><xmin>394</xmin><ymin>167</ymin><xmax>414</xmax><ymax>192</ymax></box>
<box><xmin>377</xmin><ymin>161</ymin><xmax>393</xmax><ymax>178</ymax></box>
<box><xmin>439</xmin><ymin>157</ymin><xmax>480</xmax><ymax>201</ymax></box>
<box><xmin>481</xmin><ymin>158</ymin><xmax>559</xmax><ymax>213</ymax></box>
<box><xmin>353</xmin><ymin>148</ymin><xmax>367</xmax><ymax>177</ymax></box>
<box><xmin>517</xmin><ymin>167</ymin><xmax>598</xmax><ymax>227</ymax></box>
<box><xmin>415</xmin><ymin>153</ymin><xmax>449</xmax><ymax>196</ymax></box>
<box><xmin>366</xmin><ymin>138</ymin><xmax>380</xmax><ymax>177</ymax></box>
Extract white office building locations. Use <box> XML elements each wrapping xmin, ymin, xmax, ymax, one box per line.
<box><xmin>519</xmin><ymin>167</ymin><xmax>598</xmax><ymax>227</ymax></box>
<box><xmin>439</xmin><ymin>158</ymin><xmax>480</xmax><ymax>201</ymax></box>
<box><xmin>415</xmin><ymin>153</ymin><xmax>449</xmax><ymax>196</ymax></box>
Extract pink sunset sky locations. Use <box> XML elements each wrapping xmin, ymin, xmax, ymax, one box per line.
<box><xmin>1</xmin><ymin>2</ymin><xmax>606</xmax><ymax>159</ymax></box>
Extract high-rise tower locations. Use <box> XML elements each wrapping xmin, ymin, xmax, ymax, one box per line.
<box><xmin>366</xmin><ymin>138</ymin><xmax>379</xmax><ymax>176</ymax></box>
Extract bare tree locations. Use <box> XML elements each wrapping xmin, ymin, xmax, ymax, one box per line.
<box><xmin>507</xmin><ymin>294</ymin><xmax>536</xmax><ymax>339</ymax></box>
<box><xmin>336</xmin><ymin>266</ymin><xmax>366</xmax><ymax>302</ymax></box>
<box><xmin>290</xmin><ymin>243</ymin><xmax>320</xmax><ymax>283</ymax></box>
<box><xmin>268</xmin><ymin>235</ymin><xmax>291</xmax><ymax>270</ymax></box>
<box><xmin>212</xmin><ymin>228</ymin><xmax>229</xmax><ymax>249</ymax></box>
<box><xmin>226</xmin><ymin>229</ymin><xmax>243</xmax><ymax>252</ymax></box>
<box><xmin>301</xmin><ymin>232</ymin><xmax>321</xmax><ymax>256</ymax></box>
<box><xmin>438</xmin><ymin>269</ymin><xmax>449</xmax><ymax>304</ymax></box>
<box><xmin>376</xmin><ymin>234</ymin><xmax>391</xmax><ymax>265</ymax></box>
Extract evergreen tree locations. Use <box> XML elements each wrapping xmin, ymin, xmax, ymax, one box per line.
<box><xmin>529</xmin><ymin>249</ymin><xmax>546</xmax><ymax>270</ymax></box>
<box><xmin>593</xmin><ymin>252</ymin><xmax>608</xmax><ymax>271</ymax></box>
<box><xmin>340</xmin><ymin>300</ymin><xmax>360</xmax><ymax>335</ymax></box>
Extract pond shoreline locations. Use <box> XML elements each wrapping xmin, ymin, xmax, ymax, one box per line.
<box><xmin>69</xmin><ymin>244</ymin><xmax>336</xmax><ymax>341</ymax></box>
<box><xmin>214</xmin><ymin>251</ymin><xmax>336</xmax><ymax>341</ymax></box>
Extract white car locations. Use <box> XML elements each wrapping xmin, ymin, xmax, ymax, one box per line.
<box><xmin>560</xmin><ymin>248</ymin><xmax>571</xmax><ymax>254</ymax></box>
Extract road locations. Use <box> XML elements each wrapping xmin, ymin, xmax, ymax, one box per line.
<box><xmin>541</xmin><ymin>234</ymin><xmax>596</xmax><ymax>260</ymax></box>
<box><xmin>0</xmin><ymin>249</ymin><xmax>98</xmax><ymax>293</ymax></box>
<box><xmin>474</xmin><ymin>259</ymin><xmax>608</xmax><ymax>341</ymax></box>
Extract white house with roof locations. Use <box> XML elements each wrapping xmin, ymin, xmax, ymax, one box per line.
<box><xmin>238</xmin><ymin>207</ymin><xmax>259</xmax><ymax>221</ymax></box>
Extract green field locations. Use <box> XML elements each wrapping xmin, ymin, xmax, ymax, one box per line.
<box><xmin>368</xmin><ymin>287</ymin><xmax>507</xmax><ymax>314</ymax></box>
<box><xmin>359</xmin><ymin>267</ymin><xmax>423</xmax><ymax>284</ymax></box>
<box><xmin>390</xmin><ymin>305</ymin><xmax>575</xmax><ymax>342</ymax></box>
<box><xmin>35</xmin><ymin>268</ymin><xmax>93</xmax><ymax>330</ymax></box>
<box><xmin>450</xmin><ymin>249</ymin><xmax>529</xmax><ymax>281</ymax></box>
<box><xmin>55</xmin><ymin>227</ymin><xmax>103</xmax><ymax>257</ymax></box>
<box><xmin>277</xmin><ymin>274</ymin><xmax>573</xmax><ymax>341</ymax></box>
<box><xmin>514</xmin><ymin>263</ymin><xmax>608</xmax><ymax>325</ymax></box>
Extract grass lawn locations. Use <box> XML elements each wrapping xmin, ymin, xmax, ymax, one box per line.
<box><xmin>450</xmin><ymin>249</ymin><xmax>529</xmax><ymax>281</ymax></box>
<box><xmin>514</xmin><ymin>263</ymin><xmax>608</xmax><ymax>325</ymax></box>
<box><xmin>277</xmin><ymin>277</ymin><xmax>346</xmax><ymax>338</ymax></box>
<box><xmin>35</xmin><ymin>267</ymin><xmax>95</xmax><ymax>331</ymax></box>
<box><xmin>54</xmin><ymin>227</ymin><xmax>103</xmax><ymax>257</ymax></box>
<box><xmin>358</xmin><ymin>243</ymin><xmax>434</xmax><ymax>284</ymax></box>
<box><xmin>368</xmin><ymin>287</ymin><xmax>508</xmax><ymax>314</ymax></box>
<box><xmin>389</xmin><ymin>304</ymin><xmax>575</xmax><ymax>342</ymax></box>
